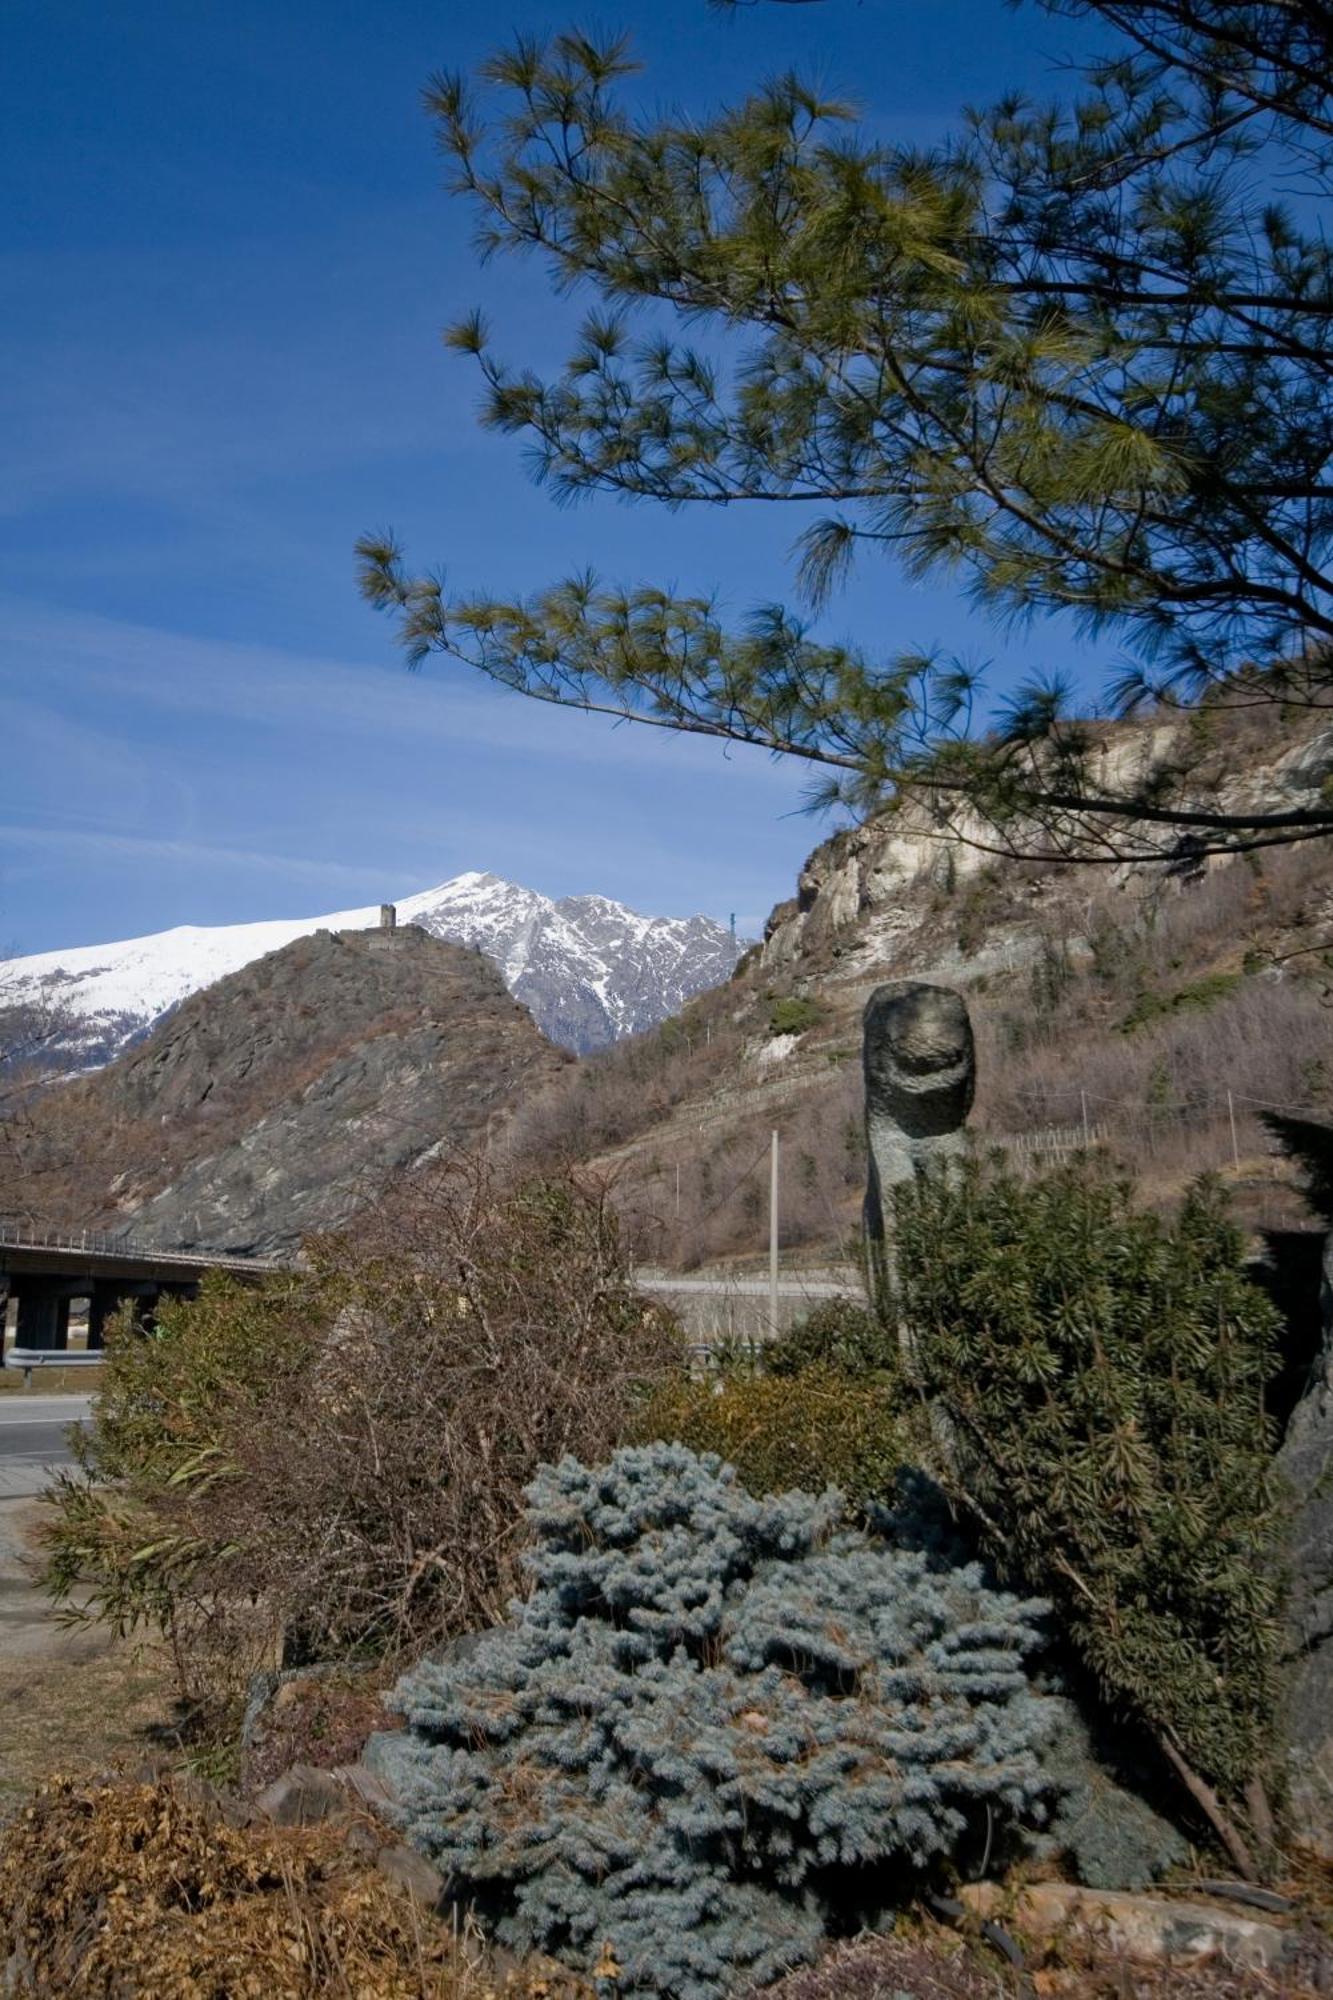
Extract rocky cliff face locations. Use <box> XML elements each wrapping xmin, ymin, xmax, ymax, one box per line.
<box><xmin>513</xmin><ymin>709</ymin><xmax>1333</xmax><ymax>1275</ymax></box>
<box><xmin>7</xmin><ymin>925</ymin><xmax>564</xmax><ymax>1256</ymax></box>
<box><xmin>759</xmin><ymin>714</ymin><xmax>1333</xmax><ymax>986</ymax></box>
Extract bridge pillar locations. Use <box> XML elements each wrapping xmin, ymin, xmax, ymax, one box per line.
<box><xmin>93</xmin><ymin>1278</ymin><xmax>168</xmax><ymax>1340</ymax></box>
<box><xmin>11</xmin><ymin>1277</ymin><xmax>84</xmax><ymax>1352</ymax></box>
<box><xmin>87</xmin><ymin>1282</ymin><xmax>130</xmax><ymax>1349</ymax></box>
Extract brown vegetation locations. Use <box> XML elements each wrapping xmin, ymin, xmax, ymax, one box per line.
<box><xmin>0</xmin><ymin>1774</ymin><xmax>594</xmax><ymax>1998</ymax></box>
<box><xmin>41</xmin><ymin>1157</ymin><xmax>681</xmax><ymax>1737</ymax></box>
<box><xmin>757</xmin><ymin>1928</ymin><xmax>1327</xmax><ymax>1998</ymax></box>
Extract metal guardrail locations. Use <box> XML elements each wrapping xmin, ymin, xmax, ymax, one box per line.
<box><xmin>3</xmin><ymin>1347</ymin><xmax>104</xmax><ymax>1386</ymax></box>
<box><xmin>4</xmin><ymin>1347</ymin><xmax>102</xmax><ymax>1368</ymax></box>
<box><xmin>0</xmin><ymin>1221</ymin><xmax>280</xmax><ymax>1274</ymax></box>
<box><xmin>639</xmin><ymin>1274</ymin><xmax>858</xmax><ymax>1299</ymax></box>
<box><xmin>0</xmin><ymin>1222</ymin><xmax>137</xmax><ymax>1256</ymax></box>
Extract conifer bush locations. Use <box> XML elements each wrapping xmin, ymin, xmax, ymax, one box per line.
<box><xmin>893</xmin><ymin>1158</ymin><xmax>1284</xmax><ymax>1878</ymax></box>
<box><xmin>375</xmin><ymin>1443</ymin><xmax>1057</xmax><ymax>1999</ymax></box>
<box><xmin>633</xmin><ymin>1364</ymin><xmax>907</xmax><ymax>1510</ymax></box>
<box><xmin>763</xmin><ymin>1298</ymin><xmax>897</xmax><ymax>1382</ymax></box>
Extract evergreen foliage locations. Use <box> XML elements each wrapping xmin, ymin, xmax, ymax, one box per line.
<box><xmin>359</xmin><ymin>5</ymin><xmax>1333</xmax><ymax>865</ymax></box>
<box><xmin>633</xmin><ymin>1362</ymin><xmax>906</xmax><ymax>1508</ymax></box>
<box><xmin>767</xmin><ymin>996</ymin><xmax>824</xmax><ymax>1039</ymax></box>
<box><xmin>377</xmin><ymin>1443</ymin><xmax>1057</xmax><ymax>1998</ymax></box>
<box><xmin>892</xmin><ymin>1157</ymin><xmax>1284</xmax><ymax>1869</ymax></box>
<box><xmin>1036</xmin><ymin>1699</ymin><xmax>1188</xmax><ymax>1891</ymax></box>
<box><xmin>764</xmin><ymin>1297</ymin><xmax>898</xmax><ymax>1381</ymax></box>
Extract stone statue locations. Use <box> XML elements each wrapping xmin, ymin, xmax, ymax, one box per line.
<box><xmin>863</xmin><ymin>979</ymin><xmax>975</xmax><ymax>1304</ymax></box>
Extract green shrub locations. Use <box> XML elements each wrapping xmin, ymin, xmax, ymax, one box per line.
<box><xmin>633</xmin><ymin>1363</ymin><xmax>907</xmax><ymax>1508</ymax></box>
<box><xmin>41</xmin><ymin>1272</ymin><xmax>319</xmax><ymax>1728</ymax></box>
<box><xmin>767</xmin><ymin>994</ymin><xmax>823</xmax><ymax>1037</ymax></box>
<box><xmin>764</xmin><ymin>1295</ymin><xmax>897</xmax><ymax>1381</ymax></box>
<box><xmin>1119</xmin><ymin>969</ymin><xmax>1242</xmax><ymax>1032</ymax></box>
<box><xmin>893</xmin><ymin>1156</ymin><xmax>1284</xmax><ymax>1877</ymax></box>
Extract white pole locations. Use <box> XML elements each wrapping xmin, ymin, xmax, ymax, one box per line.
<box><xmin>1228</xmin><ymin>1089</ymin><xmax>1241</xmax><ymax>1172</ymax></box>
<box><xmin>1081</xmin><ymin>1090</ymin><xmax>1090</xmax><ymax>1147</ymax></box>
<box><xmin>769</xmin><ymin>1130</ymin><xmax>780</xmax><ymax>1335</ymax></box>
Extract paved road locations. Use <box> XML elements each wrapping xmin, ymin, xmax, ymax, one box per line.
<box><xmin>0</xmin><ymin>1396</ymin><xmax>92</xmax><ymax>1499</ymax></box>
<box><xmin>639</xmin><ymin>1275</ymin><xmax>858</xmax><ymax>1297</ymax></box>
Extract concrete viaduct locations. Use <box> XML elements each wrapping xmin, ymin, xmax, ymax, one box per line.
<box><xmin>0</xmin><ymin>1227</ymin><xmax>861</xmax><ymax>1365</ymax></box>
<box><xmin>0</xmin><ymin>1226</ymin><xmax>277</xmax><ymax>1356</ymax></box>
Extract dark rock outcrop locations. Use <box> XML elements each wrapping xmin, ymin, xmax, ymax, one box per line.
<box><xmin>1263</xmin><ymin>1116</ymin><xmax>1333</xmax><ymax>1855</ymax></box>
<box><xmin>1276</xmin><ymin>1225</ymin><xmax>1333</xmax><ymax>1855</ymax></box>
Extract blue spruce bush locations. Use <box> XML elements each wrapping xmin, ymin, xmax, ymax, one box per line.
<box><xmin>373</xmin><ymin>1444</ymin><xmax>1058</xmax><ymax>1998</ymax></box>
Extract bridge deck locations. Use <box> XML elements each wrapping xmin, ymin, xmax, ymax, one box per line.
<box><xmin>0</xmin><ymin>1226</ymin><xmax>285</xmax><ymax>1289</ymax></box>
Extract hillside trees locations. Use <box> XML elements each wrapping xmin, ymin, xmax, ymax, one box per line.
<box><xmin>360</xmin><ymin>1</ymin><xmax>1333</xmax><ymax>866</ymax></box>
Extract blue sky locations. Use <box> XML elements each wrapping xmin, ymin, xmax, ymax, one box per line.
<box><xmin>2</xmin><ymin>0</ymin><xmax>1105</xmax><ymax>956</ymax></box>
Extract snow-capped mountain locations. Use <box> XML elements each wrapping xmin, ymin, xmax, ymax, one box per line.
<box><xmin>0</xmin><ymin>872</ymin><xmax>750</xmax><ymax>1067</ymax></box>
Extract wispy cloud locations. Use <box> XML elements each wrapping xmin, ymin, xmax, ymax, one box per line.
<box><xmin>0</xmin><ymin>597</ymin><xmax>809</xmax><ymax>789</ymax></box>
<box><xmin>0</xmin><ymin>822</ymin><xmax>395</xmax><ymax>895</ymax></box>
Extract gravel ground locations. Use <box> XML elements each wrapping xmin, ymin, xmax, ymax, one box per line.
<box><xmin>0</xmin><ymin>1473</ymin><xmax>176</xmax><ymax>1819</ymax></box>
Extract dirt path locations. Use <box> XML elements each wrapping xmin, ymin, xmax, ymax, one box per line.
<box><xmin>0</xmin><ymin>1491</ymin><xmax>176</xmax><ymax>1817</ymax></box>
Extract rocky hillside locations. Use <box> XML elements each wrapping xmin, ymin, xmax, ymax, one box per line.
<box><xmin>8</xmin><ymin>705</ymin><xmax>1330</xmax><ymax>1270</ymax></box>
<box><xmin>0</xmin><ymin>872</ymin><xmax>747</xmax><ymax>1069</ymax></box>
<box><xmin>5</xmin><ymin>925</ymin><xmax>565</xmax><ymax>1256</ymax></box>
<box><xmin>509</xmin><ymin>712</ymin><xmax>1333</xmax><ymax>1269</ymax></box>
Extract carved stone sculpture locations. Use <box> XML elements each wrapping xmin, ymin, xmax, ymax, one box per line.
<box><xmin>863</xmin><ymin>979</ymin><xmax>975</xmax><ymax>1302</ymax></box>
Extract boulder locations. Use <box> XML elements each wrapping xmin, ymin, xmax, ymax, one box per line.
<box><xmin>959</xmin><ymin>1882</ymin><xmax>1326</xmax><ymax>1983</ymax></box>
<box><xmin>251</xmin><ymin>1762</ymin><xmax>350</xmax><ymax>1828</ymax></box>
<box><xmin>1265</xmin><ymin>1114</ymin><xmax>1333</xmax><ymax>1856</ymax></box>
<box><xmin>373</xmin><ymin>1841</ymin><xmax>449</xmax><ymax>1910</ymax></box>
<box><xmin>1276</xmin><ymin>1221</ymin><xmax>1333</xmax><ymax>1855</ymax></box>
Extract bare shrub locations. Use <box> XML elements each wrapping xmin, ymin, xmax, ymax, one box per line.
<box><xmin>977</xmin><ymin>975</ymin><xmax>1333</xmax><ymax>1197</ymax></box>
<box><xmin>221</xmin><ymin>1160</ymin><xmax>681</xmax><ymax>1656</ymax></box>
<box><xmin>43</xmin><ymin>1156</ymin><xmax>682</xmax><ymax>1732</ymax></box>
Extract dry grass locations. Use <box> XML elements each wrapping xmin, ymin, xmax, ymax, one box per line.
<box><xmin>0</xmin><ymin>1640</ymin><xmax>179</xmax><ymax>1820</ymax></box>
<box><xmin>0</xmin><ymin>1364</ymin><xmax>103</xmax><ymax>1395</ymax></box>
<box><xmin>758</xmin><ymin>1925</ymin><xmax>1331</xmax><ymax>1998</ymax></box>
<box><xmin>0</xmin><ymin>1773</ymin><xmax>595</xmax><ymax>1998</ymax></box>
<box><xmin>0</xmin><ymin>1493</ymin><xmax>180</xmax><ymax>1818</ymax></box>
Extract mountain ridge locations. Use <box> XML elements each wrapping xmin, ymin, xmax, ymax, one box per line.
<box><xmin>0</xmin><ymin>870</ymin><xmax>749</xmax><ymax>1064</ymax></box>
<box><xmin>4</xmin><ymin>924</ymin><xmax>566</xmax><ymax>1256</ymax></box>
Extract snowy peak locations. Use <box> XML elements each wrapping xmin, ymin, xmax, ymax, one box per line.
<box><xmin>0</xmin><ymin>873</ymin><xmax>749</xmax><ymax>1069</ymax></box>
